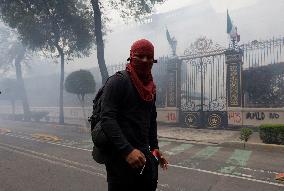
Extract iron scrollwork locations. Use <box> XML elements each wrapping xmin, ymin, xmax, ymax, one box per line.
<box><xmin>208</xmin><ymin>97</ymin><xmax>226</xmax><ymax>111</ymax></box>
<box><xmin>184</xmin><ymin>36</ymin><xmax>225</xmax><ymax>58</ymax></box>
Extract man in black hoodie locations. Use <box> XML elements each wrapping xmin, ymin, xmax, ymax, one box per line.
<box><xmin>101</xmin><ymin>39</ymin><xmax>168</xmax><ymax>191</ymax></box>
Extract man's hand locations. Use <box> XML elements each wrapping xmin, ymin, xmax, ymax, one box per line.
<box><xmin>153</xmin><ymin>149</ymin><xmax>168</xmax><ymax>170</ymax></box>
<box><xmin>126</xmin><ymin>149</ymin><xmax>146</xmax><ymax>169</ymax></box>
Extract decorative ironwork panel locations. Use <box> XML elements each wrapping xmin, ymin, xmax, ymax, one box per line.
<box><xmin>183</xmin><ymin>36</ymin><xmax>225</xmax><ymax>58</ymax></box>
<box><xmin>182</xmin><ymin>111</ymin><xmax>228</xmax><ymax>128</ymax></box>
<box><xmin>227</xmin><ymin>63</ymin><xmax>242</xmax><ymax>107</ymax></box>
<box><xmin>180</xmin><ymin>37</ymin><xmax>227</xmax><ymax>112</ymax></box>
<box><xmin>183</xmin><ymin>112</ymin><xmax>200</xmax><ymax>128</ymax></box>
<box><xmin>206</xmin><ymin>112</ymin><xmax>228</xmax><ymax>128</ymax></box>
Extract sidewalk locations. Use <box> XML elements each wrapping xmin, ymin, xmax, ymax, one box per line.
<box><xmin>157</xmin><ymin>124</ymin><xmax>284</xmax><ymax>153</ymax></box>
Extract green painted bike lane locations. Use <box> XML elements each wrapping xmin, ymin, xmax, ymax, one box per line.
<box><xmin>219</xmin><ymin>149</ymin><xmax>252</xmax><ymax>175</ymax></box>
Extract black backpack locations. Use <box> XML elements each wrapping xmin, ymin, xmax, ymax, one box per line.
<box><xmin>88</xmin><ymin>70</ymin><xmax>128</xmax><ymax>164</ymax></box>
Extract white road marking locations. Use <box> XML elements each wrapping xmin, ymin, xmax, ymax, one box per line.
<box><xmin>0</xmin><ymin>142</ymin><xmax>104</xmax><ymax>172</ymax></box>
<box><xmin>0</xmin><ymin>144</ymin><xmax>106</xmax><ymax>178</ymax></box>
<box><xmin>2</xmin><ymin>132</ymin><xmax>284</xmax><ymax>187</ymax></box>
<box><xmin>0</xmin><ymin>141</ymin><xmax>169</xmax><ymax>190</ymax></box>
<box><xmin>169</xmin><ymin>164</ymin><xmax>284</xmax><ymax>187</ymax></box>
<box><xmin>4</xmin><ymin>133</ymin><xmax>93</xmax><ymax>152</ymax></box>
<box><xmin>240</xmin><ymin>167</ymin><xmax>279</xmax><ymax>175</ymax></box>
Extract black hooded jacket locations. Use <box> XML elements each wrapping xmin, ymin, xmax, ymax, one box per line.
<box><xmin>100</xmin><ymin>70</ymin><xmax>159</xmax><ymax>158</ymax></box>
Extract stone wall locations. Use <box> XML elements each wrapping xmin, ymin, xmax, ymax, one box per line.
<box><xmin>157</xmin><ymin>107</ymin><xmax>179</xmax><ymax>124</ymax></box>
<box><xmin>0</xmin><ymin>106</ymin><xmax>178</xmax><ymax>124</ymax></box>
<box><xmin>228</xmin><ymin>108</ymin><xmax>284</xmax><ymax>127</ymax></box>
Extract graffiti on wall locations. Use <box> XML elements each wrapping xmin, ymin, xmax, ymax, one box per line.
<box><xmin>228</xmin><ymin>112</ymin><xmax>242</xmax><ymax>124</ymax></box>
<box><xmin>246</xmin><ymin>112</ymin><xmax>280</xmax><ymax>120</ymax></box>
<box><xmin>166</xmin><ymin>112</ymin><xmax>177</xmax><ymax>121</ymax></box>
<box><xmin>269</xmin><ymin>113</ymin><xmax>280</xmax><ymax>119</ymax></box>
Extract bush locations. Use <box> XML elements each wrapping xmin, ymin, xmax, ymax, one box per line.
<box><xmin>240</xmin><ymin>128</ymin><xmax>253</xmax><ymax>149</ymax></box>
<box><xmin>30</xmin><ymin>111</ymin><xmax>49</xmax><ymax>122</ymax></box>
<box><xmin>14</xmin><ymin>114</ymin><xmax>24</xmax><ymax>121</ymax></box>
<box><xmin>259</xmin><ymin>124</ymin><xmax>284</xmax><ymax>145</ymax></box>
<box><xmin>240</xmin><ymin>128</ymin><xmax>253</xmax><ymax>142</ymax></box>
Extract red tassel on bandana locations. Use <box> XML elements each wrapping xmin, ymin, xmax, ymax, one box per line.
<box><xmin>126</xmin><ymin>39</ymin><xmax>156</xmax><ymax>102</ymax></box>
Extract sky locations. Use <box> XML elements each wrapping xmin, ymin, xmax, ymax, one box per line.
<box><xmin>14</xmin><ymin>0</ymin><xmax>284</xmax><ymax>78</ymax></box>
<box><xmin>150</xmin><ymin>0</ymin><xmax>259</xmax><ymax>14</ymax></box>
<box><xmin>107</xmin><ymin>0</ymin><xmax>260</xmax><ymax>26</ymax></box>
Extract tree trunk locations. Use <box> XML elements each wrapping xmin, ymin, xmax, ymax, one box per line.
<box><xmin>14</xmin><ymin>47</ymin><xmax>30</xmax><ymax>121</ymax></box>
<box><xmin>11</xmin><ymin>100</ymin><xmax>15</xmax><ymax>115</ymax></box>
<box><xmin>82</xmin><ymin>102</ymin><xmax>89</xmax><ymax>128</ymax></box>
<box><xmin>78</xmin><ymin>95</ymin><xmax>89</xmax><ymax>128</ymax></box>
<box><xmin>56</xmin><ymin>45</ymin><xmax>65</xmax><ymax>125</ymax></box>
<box><xmin>91</xmin><ymin>0</ymin><xmax>109</xmax><ymax>84</ymax></box>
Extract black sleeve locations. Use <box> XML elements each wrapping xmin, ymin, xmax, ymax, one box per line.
<box><xmin>149</xmin><ymin>95</ymin><xmax>159</xmax><ymax>151</ymax></box>
<box><xmin>100</xmin><ymin>74</ymin><xmax>134</xmax><ymax>157</ymax></box>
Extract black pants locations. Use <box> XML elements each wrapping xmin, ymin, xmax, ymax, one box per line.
<box><xmin>105</xmin><ymin>151</ymin><xmax>158</xmax><ymax>191</ymax></box>
<box><xmin>108</xmin><ymin>180</ymin><xmax>157</xmax><ymax>191</ymax></box>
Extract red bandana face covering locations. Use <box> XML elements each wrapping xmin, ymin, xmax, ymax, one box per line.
<box><xmin>126</xmin><ymin>39</ymin><xmax>156</xmax><ymax>102</ymax></box>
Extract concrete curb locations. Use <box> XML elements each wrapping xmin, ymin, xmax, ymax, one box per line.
<box><xmin>219</xmin><ymin>141</ymin><xmax>284</xmax><ymax>153</ymax></box>
<box><xmin>158</xmin><ymin>136</ymin><xmax>220</xmax><ymax>145</ymax></box>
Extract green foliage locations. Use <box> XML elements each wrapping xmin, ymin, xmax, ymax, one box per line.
<box><xmin>0</xmin><ymin>26</ymin><xmax>28</xmax><ymax>74</ymax></box>
<box><xmin>243</xmin><ymin>65</ymin><xmax>284</xmax><ymax>107</ymax></box>
<box><xmin>108</xmin><ymin>0</ymin><xmax>166</xmax><ymax>21</ymax></box>
<box><xmin>239</xmin><ymin>128</ymin><xmax>253</xmax><ymax>149</ymax></box>
<box><xmin>65</xmin><ymin>70</ymin><xmax>96</xmax><ymax>96</ymax></box>
<box><xmin>0</xmin><ymin>0</ymin><xmax>95</xmax><ymax>58</ymax></box>
<box><xmin>259</xmin><ymin>124</ymin><xmax>284</xmax><ymax>145</ymax></box>
<box><xmin>0</xmin><ymin>0</ymin><xmax>97</xmax><ymax>124</ymax></box>
<box><xmin>240</xmin><ymin>128</ymin><xmax>253</xmax><ymax>142</ymax></box>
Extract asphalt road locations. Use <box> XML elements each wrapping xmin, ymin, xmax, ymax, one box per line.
<box><xmin>0</xmin><ymin>120</ymin><xmax>284</xmax><ymax>191</ymax></box>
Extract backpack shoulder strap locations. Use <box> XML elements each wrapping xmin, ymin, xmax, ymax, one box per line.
<box><xmin>116</xmin><ymin>70</ymin><xmax>129</xmax><ymax>81</ymax></box>
<box><xmin>94</xmin><ymin>70</ymin><xmax>130</xmax><ymax>105</ymax></box>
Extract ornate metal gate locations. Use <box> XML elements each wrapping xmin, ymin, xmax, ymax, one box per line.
<box><xmin>179</xmin><ymin>37</ymin><xmax>228</xmax><ymax>128</ymax></box>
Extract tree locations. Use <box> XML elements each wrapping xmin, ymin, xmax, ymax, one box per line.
<box><xmin>90</xmin><ymin>0</ymin><xmax>166</xmax><ymax>84</ymax></box>
<box><xmin>0</xmin><ymin>25</ymin><xmax>31</xmax><ymax>121</ymax></box>
<box><xmin>0</xmin><ymin>0</ymin><xmax>96</xmax><ymax>124</ymax></box>
<box><xmin>0</xmin><ymin>78</ymin><xmax>22</xmax><ymax>117</ymax></box>
<box><xmin>91</xmin><ymin>0</ymin><xmax>109</xmax><ymax>84</ymax></box>
<box><xmin>65</xmin><ymin>70</ymin><xmax>96</xmax><ymax>127</ymax></box>
<box><xmin>243</xmin><ymin>66</ymin><xmax>284</xmax><ymax>107</ymax></box>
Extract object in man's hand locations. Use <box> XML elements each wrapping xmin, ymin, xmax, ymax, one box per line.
<box><xmin>140</xmin><ymin>163</ymin><xmax>146</xmax><ymax>175</ymax></box>
<box><xmin>152</xmin><ymin>149</ymin><xmax>160</xmax><ymax>161</ymax></box>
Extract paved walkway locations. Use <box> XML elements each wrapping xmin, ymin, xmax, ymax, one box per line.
<box><xmin>157</xmin><ymin>124</ymin><xmax>261</xmax><ymax>144</ymax></box>
<box><xmin>157</xmin><ymin>124</ymin><xmax>284</xmax><ymax>153</ymax></box>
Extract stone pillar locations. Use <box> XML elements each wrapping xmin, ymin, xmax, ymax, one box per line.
<box><xmin>225</xmin><ymin>49</ymin><xmax>243</xmax><ymax>108</ymax></box>
<box><xmin>225</xmin><ymin>49</ymin><xmax>244</xmax><ymax>127</ymax></box>
<box><xmin>163</xmin><ymin>57</ymin><xmax>181</xmax><ymax>124</ymax></box>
